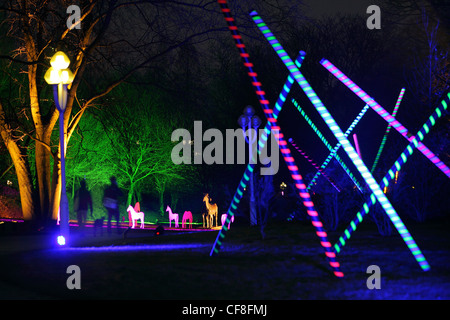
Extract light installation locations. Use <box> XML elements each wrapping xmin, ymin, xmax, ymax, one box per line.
<box><xmin>212</xmin><ymin>52</ymin><xmax>305</xmax><ymax>247</ymax></box>
<box><xmin>288</xmin><ymin>137</ymin><xmax>341</xmax><ymax>192</ymax></box>
<box><xmin>353</xmin><ymin>134</ymin><xmax>362</xmax><ymax>158</ymax></box>
<box><xmin>297</xmin><ymin>99</ymin><xmax>370</xmax><ymax>191</ymax></box>
<box><xmin>211</xmin><ymin>51</ymin><xmax>304</xmax><ymax>235</ymax></box>
<box><xmin>370</xmin><ymin>88</ymin><xmax>405</xmax><ymax>173</ymax></box>
<box><xmin>334</xmin><ymin>93</ymin><xmax>449</xmax><ymax>256</ymax></box>
<box><xmin>250</xmin><ymin>11</ymin><xmax>430</xmax><ymax>271</ymax></box>
<box><xmin>291</xmin><ymin>99</ymin><xmax>364</xmax><ymax>192</ymax></box>
<box><xmin>212</xmin><ymin>0</ymin><xmax>344</xmax><ymax>278</ymax></box>
<box><xmin>321</xmin><ymin>59</ymin><xmax>450</xmax><ymax>179</ymax></box>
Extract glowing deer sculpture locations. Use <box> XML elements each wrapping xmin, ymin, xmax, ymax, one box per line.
<box><xmin>166</xmin><ymin>205</ymin><xmax>179</xmax><ymax>228</ymax></box>
<box><xmin>182</xmin><ymin>211</ymin><xmax>193</xmax><ymax>229</ymax></box>
<box><xmin>127</xmin><ymin>205</ymin><xmax>145</xmax><ymax>229</ymax></box>
<box><xmin>203</xmin><ymin>193</ymin><xmax>218</xmax><ymax>228</ymax></box>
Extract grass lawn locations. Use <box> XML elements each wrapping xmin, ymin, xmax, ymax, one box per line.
<box><xmin>0</xmin><ymin>219</ymin><xmax>449</xmax><ymax>300</ymax></box>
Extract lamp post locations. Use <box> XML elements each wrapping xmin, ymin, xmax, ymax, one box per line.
<box><xmin>238</xmin><ymin>105</ymin><xmax>261</xmax><ymax>226</ymax></box>
<box><xmin>44</xmin><ymin>51</ymin><xmax>74</xmax><ymax>246</ymax></box>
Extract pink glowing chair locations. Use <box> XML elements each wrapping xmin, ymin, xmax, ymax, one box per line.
<box><xmin>166</xmin><ymin>205</ymin><xmax>179</xmax><ymax>228</ymax></box>
<box><xmin>221</xmin><ymin>213</ymin><xmax>235</xmax><ymax>229</ymax></box>
<box><xmin>127</xmin><ymin>205</ymin><xmax>145</xmax><ymax>229</ymax></box>
<box><xmin>182</xmin><ymin>211</ymin><xmax>193</xmax><ymax>229</ymax></box>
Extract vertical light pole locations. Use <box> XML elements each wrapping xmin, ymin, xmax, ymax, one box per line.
<box><xmin>238</xmin><ymin>105</ymin><xmax>261</xmax><ymax>226</ymax></box>
<box><xmin>44</xmin><ymin>51</ymin><xmax>74</xmax><ymax>246</ymax></box>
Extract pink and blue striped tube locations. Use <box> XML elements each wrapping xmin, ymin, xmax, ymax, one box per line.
<box><xmin>321</xmin><ymin>59</ymin><xmax>450</xmax><ymax>179</ymax></box>
<box><xmin>212</xmin><ymin>1</ymin><xmax>344</xmax><ymax>278</ymax></box>
<box><xmin>250</xmin><ymin>11</ymin><xmax>430</xmax><ymax>271</ymax></box>
<box><xmin>370</xmin><ymin>88</ymin><xmax>405</xmax><ymax>173</ymax></box>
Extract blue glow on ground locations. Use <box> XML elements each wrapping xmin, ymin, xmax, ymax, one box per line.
<box><xmin>64</xmin><ymin>243</ymin><xmax>209</xmax><ymax>251</ymax></box>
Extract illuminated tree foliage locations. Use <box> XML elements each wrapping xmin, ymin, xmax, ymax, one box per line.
<box><xmin>67</xmin><ymin>81</ymin><xmax>191</xmax><ymax>211</ymax></box>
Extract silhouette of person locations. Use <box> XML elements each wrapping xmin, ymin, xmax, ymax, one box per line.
<box><xmin>103</xmin><ymin>176</ymin><xmax>123</xmax><ymax>234</ymax></box>
<box><xmin>74</xmin><ymin>179</ymin><xmax>93</xmax><ymax>229</ymax></box>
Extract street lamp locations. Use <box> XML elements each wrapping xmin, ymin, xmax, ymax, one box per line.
<box><xmin>44</xmin><ymin>51</ymin><xmax>74</xmax><ymax>246</ymax></box>
<box><xmin>238</xmin><ymin>105</ymin><xmax>261</xmax><ymax>226</ymax></box>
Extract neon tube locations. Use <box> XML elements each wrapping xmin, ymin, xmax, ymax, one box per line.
<box><xmin>321</xmin><ymin>59</ymin><xmax>450</xmax><ymax>179</ymax></box>
<box><xmin>353</xmin><ymin>134</ymin><xmax>361</xmax><ymax>158</ymax></box>
<box><xmin>212</xmin><ymin>1</ymin><xmax>344</xmax><ymax>278</ymax></box>
<box><xmin>334</xmin><ymin>93</ymin><xmax>448</xmax><ymax>270</ymax></box>
<box><xmin>288</xmin><ymin>137</ymin><xmax>341</xmax><ymax>192</ymax></box>
<box><xmin>370</xmin><ymin>88</ymin><xmax>405</xmax><ymax>173</ymax></box>
<box><xmin>250</xmin><ymin>11</ymin><xmax>430</xmax><ymax>271</ymax></box>
<box><xmin>272</xmin><ymin>52</ymin><xmax>305</xmax><ymax>119</ymax></box>
<box><xmin>300</xmin><ymin>99</ymin><xmax>369</xmax><ymax>191</ymax></box>
<box><xmin>212</xmin><ymin>51</ymin><xmax>305</xmax><ymax>255</ymax></box>
<box><xmin>291</xmin><ymin>98</ymin><xmax>365</xmax><ymax>192</ymax></box>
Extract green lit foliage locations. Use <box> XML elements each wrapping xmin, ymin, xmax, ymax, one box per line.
<box><xmin>66</xmin><ymin>81</ymin><xmax>192</xmax><ymax>215</ymax></box>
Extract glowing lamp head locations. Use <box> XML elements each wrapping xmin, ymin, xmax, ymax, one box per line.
<box><xmin>50</xmin><ymin>51</ymin><xmax>71</xmax><ymax>70</ymax></box>
<box><xmin>44</xmin><ymin>67</ymin><xmax>74</xmax><ymax>85</ymax></box>
<box><xmin>251</xmin><ymin>115</ymin><xmax>262</xmax><ymax>128</ymax></box>
<box><xmin>57</xmin><ymin>235</ymin><xmax>66</xmax><ymax>246</ymax></box>
<box><xmin>237</xmin><ymin>114</ymin><xmax>249</xmax><ymax>128</ymax></box>
<box><xmin>243</xmin><ymin>105</ymin><xmax>255</xmax><ymax>117</ymax></box>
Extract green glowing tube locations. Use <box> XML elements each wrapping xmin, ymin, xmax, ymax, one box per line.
<box><xmin>370</xmin><ymin>88</ymin><xmax>405</xmax><ymax>173</ymax></box>
<box><xmin>304</xmin><ymin>100</ymin><xmax>369</xmax><ymax>191</ymax></box>
<box><xmin>292</xmin><ymin>98</ymin><xmax>365</xmax><ymax>192</ymax></box>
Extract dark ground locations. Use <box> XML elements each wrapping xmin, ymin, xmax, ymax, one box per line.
<box><xmin>0</xmin><ymin>219</ymin><xmax>449</xmax><ymax>300</ymax></box>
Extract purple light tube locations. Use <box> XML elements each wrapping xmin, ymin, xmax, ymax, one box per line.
<box><xmin>250</xmin><ymin>11</ymin><xmax>429</xmax><ymax>271</ymax></box>
<box><xmin>353</xmin><ymin>134</ymin><xmax>362</xmax><ymax>158</ymax></box>
<box><xmin>321</xmin><ymin>59</ymin><xmax>450</xmax><ymax>179</ymax></box>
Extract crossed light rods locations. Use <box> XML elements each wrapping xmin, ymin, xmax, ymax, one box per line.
<box><xmin>249</xmin><ymin>10</ymin><xmax>434</xmax><ymax>272</ymax></box>
<box><xmin>211</xmin><ymin>2</ymin><xmax>447</xmax><ymax>276</ymax></box>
